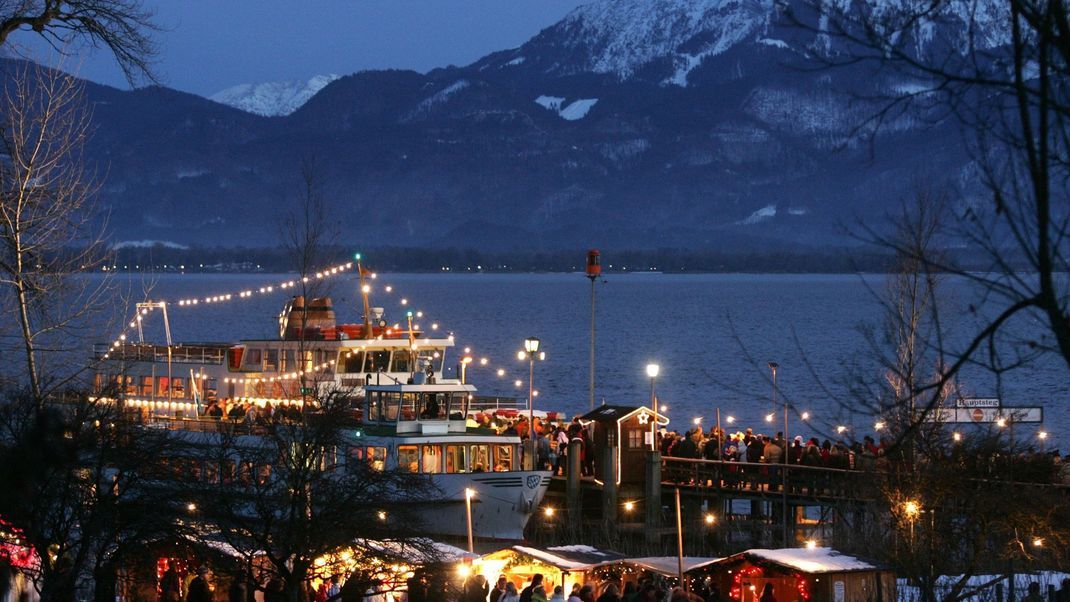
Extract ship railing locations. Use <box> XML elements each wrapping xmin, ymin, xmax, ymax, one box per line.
<box><xmin>93</xmin><ymin>343</ymin><xmax>227</xmax><ymax>364</ymax></box>
<box><xmin>468</xmin><ymin>396</ymin><xmax>525</xmax><ymax>412</ymax></box>
<box><xmin>142</xmin><ymin>414</ymin><xmax>265</xmax><ymax>435</ymax></box>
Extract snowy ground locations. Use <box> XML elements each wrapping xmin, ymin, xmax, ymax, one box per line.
<box><xmin>897</xmin><ymin>572</ymin><xmax>1070</xmax><ymax>601</ymax></box>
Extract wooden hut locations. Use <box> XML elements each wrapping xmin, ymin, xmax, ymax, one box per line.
<box><xmin>579</xmin><ymin>405</ymin><xmax>669</xmax><ymax>484</ymax></box>
<box><xmin>590</xmin><ymin>556</ymin><xmax>721</xmax><ymax>591</ymax></box>
<box><xmin>706</xmin><ymin>548</ymin><xmax>895</xmax><ymax>602</ymax></box>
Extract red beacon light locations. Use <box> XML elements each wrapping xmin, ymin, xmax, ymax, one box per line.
<box><xmin>585</xmin><ymin>249</ymin><xmax>601</xmax><ymax>279</ymax></box>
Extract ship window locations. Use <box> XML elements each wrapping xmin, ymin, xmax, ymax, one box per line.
<box><xmin>383</xmin><ymin>393</ymin><xmax>400</xmax><ymax>422</ymax></box>
<box><xmin>422</xmin><ymin>445</ymin><xmax>442</xmax><ymax>473</ymax></box>
<box><xmin>302</xmin><ymin>350</ymin><xmax>313</xmax><ymax>372</ymax></box>
<box><xmin>399</xmin><ymin>393</ymin><xmax>417</xmax><ymax>421</ymax></box>
<box><xmin>204</xmin><ymin>378</ymin><xmax>218</xmax><ymax>400</ymax></box>
<box><xmin>398</xmin><ymin>445</ymin><xmax>419</xmax><ymax>473</ymax></box>
<box><xmin>264</xmin><ymin>349</ymin><xmax>279</xmax><ymax>371</ymax></box>
<box><xmin>156</xmin><ymin>376</ymin><xmax>170</xmax><ymax>398</ymax></box>
<box><xmin>282</xmin><ymin>349</ymin><xmax>294</xmax><ymax>371</ymax></box>
<box><xmin>469</xmin><ymin>445</ymin><xmax>490</xmax><ymax>473</ymax></box>
<box><xmin>364</xmin><ymin>351</ymin><xmax>390</xmax><ymax>373</ymax></box>
<box><xmin>390</xmin><ymin>351</ymin><xmax>411</xmax><ymax>373</ymax></box>
<box><xmin>122</xmin><ymin>375</ymin><xmax>137</xmax><ymax>396</ymax></box>
<box><xmin>494</xmin><ymin>445</ymin><xmax>514</xmax><ymax>472</ymax></box>
<box><xmin>340</xmin><ymin>351</ymin><xmax>364</xmax><ymax>373</ymax></box>
<box><xmin>140</xmin><ymin>376</ymin><xmax>153</xmax><ymax>397</ymax></box>
<box><xmin>449</xmin><ymin>393</ymin><xmax>469</xmax><ymax>419</ymax></box>
<box><xmin>417</xmin><ymin>350</ymin><xmax>443</xmax><ymax>374</ymax></box>
<box><xmin>172</xmin><ymin>378</ymin><xmax>186</xmax><ymax>399</ymax></box>
<box><xmin>367</xmin><ymin>392</ymin><xmax>382</xmax><ymax>422</ymax></box>
<box><xmin>93</xmin><ymin>373</ymin><xmax>104</xmax><ymax>393</ymax></box>
<box><xmin>419</xmin><ymin>393</ymin><xmax>445</xmax><ymax>420</ymax></box>
<box><xmin>222</xmin><ymin>460</ymin><xmax>236</xmax><ymax>484</ymax></box>
<box><xmin>445</xmin><ymin>444</ymin><xmax>467</xmax><ymax>473</ymax></box>
<box><xmin>367</xmin><ymin>447</ymin><xmax>386</xmax><ymax>471</ymax></box>
<box><xmin>245</xmin><ymin>348</ymin><xmax>262</xmax><ymax>370</ymax></box>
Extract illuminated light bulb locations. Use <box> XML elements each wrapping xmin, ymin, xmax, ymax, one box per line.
<box><xmin>952</xmin><ymin>432</ymin><xmax>962</xmax><ymax>442</ymax></box>
<box><xmin>765</xmin><ymin>413</ymin><xmax>775</xmax><ymax>423</ymax></box>
<box><xmin>497</xmin><ymin>369</ymin><xmax>505</xmax><ymax>377</ymax></box>
<box><xmin>704</xmin><ymin>513</ymin><xmax>715</xmax><ymax>524</ymax></box>
<box><xmin>514</xmin><ymin>380</ymin><xmax>522</xmax><ymax>387</ymax></box>
<box><xmin>464</xmin><ymin>347</ymin><xmax>471</xmax><ymax>354</ymax></box>
<box><xmin>693</xmin><ymin>417</ymin><xmax>702</xmax><ymax>425</ymax></box>
<box><xmin>385</xmin><ymin>286</ymin><xmax>393</xmax><ymax>293</ymax></box>
<box><xmin>805</xmin><ymin>540</ymin><xmax>817</xmax><ymax>550</ymax></box>
<box><xmin>119</xmin><ymin>334</ymin><xmax>126</xmax><ymax>341</ymax></box>
<box><xmin>533</xmin><ymin>390</ymin><xmax>539</xmax><ymax>397</ymax></box>
<box><xmin>362</xmin><ymin>285</ymin><xmax>371</xmax><ymax>294</ymax></box>
<box><xmin>377</xmin><ymin>511</ymin><xmax>387</xmax><ymax>521</ymax></box>
<box><xmin>801</xmin><ymin>411</ymin><xmax>810</xmax><ymax>420</ymax></box>
<box><xmin>432</xmin><ymin>323</ymin><xmax>439</xmax><ymax>330</ymax></box>
<box><xmin>726</xmin><ymin>416</ymin><xmax>735</xmax><ymax>424</ymax></box>
<box><xmin>416</xmin><ymin>311</ymin><xmax>423</xmax><ymax>318</ymax></box>
<box><xmin>544</xmin><ymin>507</ymin><xmax>555</xmax><ymax>517</ymax></box>
<box><xmin>996</xmin><ymin>418</ymin><xmax>1007</xmax><ymax>428</ymax></box>
<box><xmin>1039</xmin><ymin>431</ymin><xmax>1049</xmax><ymax>440</ymax></box>
<box><xmin>401</xmin><ymin>298</ymin><xmax>408</xmax><ymax>305</ymax></box>
<box><xmin>874</xmin><ymin>421</ymin><xmax>886</xmax><ymax>431</ymax></box>
<box><xmin>517</xmin><ymin>351</ymin><xmax>527</xmax><ymax>360</ymax></box>
<box><xmin>624</xmin><ymin>501</ymin><xmax>635</xmax><ymax>512</ymax></box>
<box><xmin>836</xmin><ymin>425</ymin><xmax>847</xmax><ymax>434</ymax></box>
<box><xmin>1033</xmin><ymin>537</ymin><xmax>1044</xmax><ymax>548</ymax></box>
<box><xmin>479</xmin><ymin>358</ymin><xmax>488</xmax><ymax>366</ymax></box>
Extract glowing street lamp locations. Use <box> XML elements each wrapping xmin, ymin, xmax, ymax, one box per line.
<box><xmin>646</xmin><ymin>363</ymin><xmax>660</xmax><ymax>450</ymax></box>
<box><xmin>520</xmin><ymin>337</ymin><xmax>544</xmax><ymax>469</ymax></box>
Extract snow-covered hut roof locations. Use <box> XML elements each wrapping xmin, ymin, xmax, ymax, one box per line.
<box><xmin>730</xmin><ymin>548</ymin><xmax>880</xmax><ymax>574</ymax></box>
<box><xmin>510</xmin><ymin>545</ymin><xmax>627</xmax><ymax>570</ymax></box>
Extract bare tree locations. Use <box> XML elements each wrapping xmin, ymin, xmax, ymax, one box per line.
<box><xmin>0</xmin><ymin>0</ymin><xmax>157</xmax><ymax>85</ymax></box>
<box><xmin>795</xmin><ymin>0</ymin><xmax>1070</xmax><ymax>418</ymax></box>
<box><xmin>0</xmin><ymin>390</ymin><xmax>185</xmax><ymax>602</ymax></box>
<box><xmin>185</xmin><ymin>393</ymin><xmax>441</xmax><ymax>602</ymax></box>
<box><xmin>0</xmin><ymin>62</ymin><xmax>110</xmax><ymax>403</ymax></box>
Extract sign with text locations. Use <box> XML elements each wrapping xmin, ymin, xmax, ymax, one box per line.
<box><xmin>923</xmin><ymin>407</ymin><xmax>1043</xmax><ymax>423</ymax></box>
<box><xmin>956</xmin><ymin>397</ymin><xmax>1000</xmax><ymax>408</ymax></box>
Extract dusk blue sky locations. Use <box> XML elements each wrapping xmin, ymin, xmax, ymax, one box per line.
<box><xmin>8</xmin><ymin>1</ymin><xmax>586</xmax><ymax>96</ymax></box>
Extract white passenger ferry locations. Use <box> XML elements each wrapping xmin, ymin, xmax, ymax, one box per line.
<box><xmin>93</xmin><ymin>283</ymin><xmax>552</xmax><ymax>540</ymax></box>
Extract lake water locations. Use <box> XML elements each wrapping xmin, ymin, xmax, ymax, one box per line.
<box><xmin>97</xmin><ymin>272</ymin><xmax>1067</xmax><ymax>449</ymax></box>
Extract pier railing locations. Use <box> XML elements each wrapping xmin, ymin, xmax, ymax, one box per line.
<box><xmin>662</xmin><ymin>456</ymin><xmax>878</xmax><ymax>501</ymax></box>
<box><xmin>661</xmin><ymin>456</ymin><xmax>1070</xmax><ymax>503</ymax></box>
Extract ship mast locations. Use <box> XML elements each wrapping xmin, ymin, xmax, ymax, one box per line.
<box><xmin>356</xmin><ymin>253</ymin><xmax>374</xmax><ymax>339</ymax></box>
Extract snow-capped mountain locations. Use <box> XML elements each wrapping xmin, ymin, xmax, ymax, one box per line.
<box><xmin>21</xmin><ymin>0</ymin><xmax>1002</xmax><ymax>250</ymax></box>
<box><xmin>209</xmin><ymin>74</ymin><xmax>340</xmax><ymax>117</ymax></box>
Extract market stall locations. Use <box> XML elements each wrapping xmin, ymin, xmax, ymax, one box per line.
<box><xmin>470</xmin><ymin>545</ymin><xmax>626</xmax><ymax>595</ymax></box>
<box><xmin>704</xmin><ymin>547</ymin><xmax>895</xmax><ymax>602</ymax></box>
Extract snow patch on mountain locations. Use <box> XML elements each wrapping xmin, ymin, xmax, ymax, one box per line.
<box><xmin>504</xmin><ymin>56</ymin><xmax>526</xmax><ymax>66</ymax></box>
<box><xmin>535</xmin><ymin>95</ymin><xmax>566</xmax><ymax>111</ymax></box>
<box><xmin>533</xmin><ymin>97</ymin><xmax>599</xmax><ymax>120</ymax></box>
<box><xmin>738</xmin><ymin>204</ymin><xmax>777</xmax><ymax>225</ymax></box>
<box><xmin>210</xmin><ymin>74</ymin><xmax>340</xmax><ymax>117</ymax></box>
<box><xmin>560</xmin><ymin>99</ymin><xmax>599</xmax><ymax>120</ymax></box>
<box><xmin>414</xmin><ymin>80</ymin><xmax>470</xmax><ymax>113</ymax></box>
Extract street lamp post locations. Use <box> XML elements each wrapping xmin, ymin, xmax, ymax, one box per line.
<box><xmin>769</xmin><ymin>361</ymin><xmax>788</xmax><ymax>545</ymax></box>
<box><xmin>646</xmin><ymin>363</ymin><xmax>660</xmax><ymax>450</ymax></box>
<box><xmin>521</xmin><ymin>337</ymin><xmax>543</xmax><ymax>469</ymax></box>
<box><xmin>464</xmin><ymin>488</ymin><xmax>475</xmax><ymax>553</ymax></box>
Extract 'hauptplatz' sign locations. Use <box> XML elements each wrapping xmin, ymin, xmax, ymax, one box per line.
<box><xmin>923</xmin><ymin>398</ymin><xmax>1044</xmax><ymax>423</ymax></box>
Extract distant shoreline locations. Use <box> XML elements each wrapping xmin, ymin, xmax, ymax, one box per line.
<box><xmin>100</xmin><ymin>244</ymin><xmax>1031</xmax><ymax>275</ymax></box>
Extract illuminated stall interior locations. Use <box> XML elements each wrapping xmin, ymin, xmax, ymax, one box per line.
<box><xmin>590</xmin><ymin>556</ymin><xmax>722</xmax><ymax>592</ymax></box>
<box><xmin>469</xmin><ymin>545</ymin><xmax>626</xmax><ymax>596</ymax></box>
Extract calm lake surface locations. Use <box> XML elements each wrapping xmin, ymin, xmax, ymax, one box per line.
<box><xmin>101</xmin><ymin>272</ymin><xmax>1067</xmax><ymax>449</ymax></box>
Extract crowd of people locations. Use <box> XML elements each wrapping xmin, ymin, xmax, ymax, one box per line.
<box><xmin>468</xmin><ymin>573</ymin><xmax>714</xmax><ymax>602</ymax></box>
